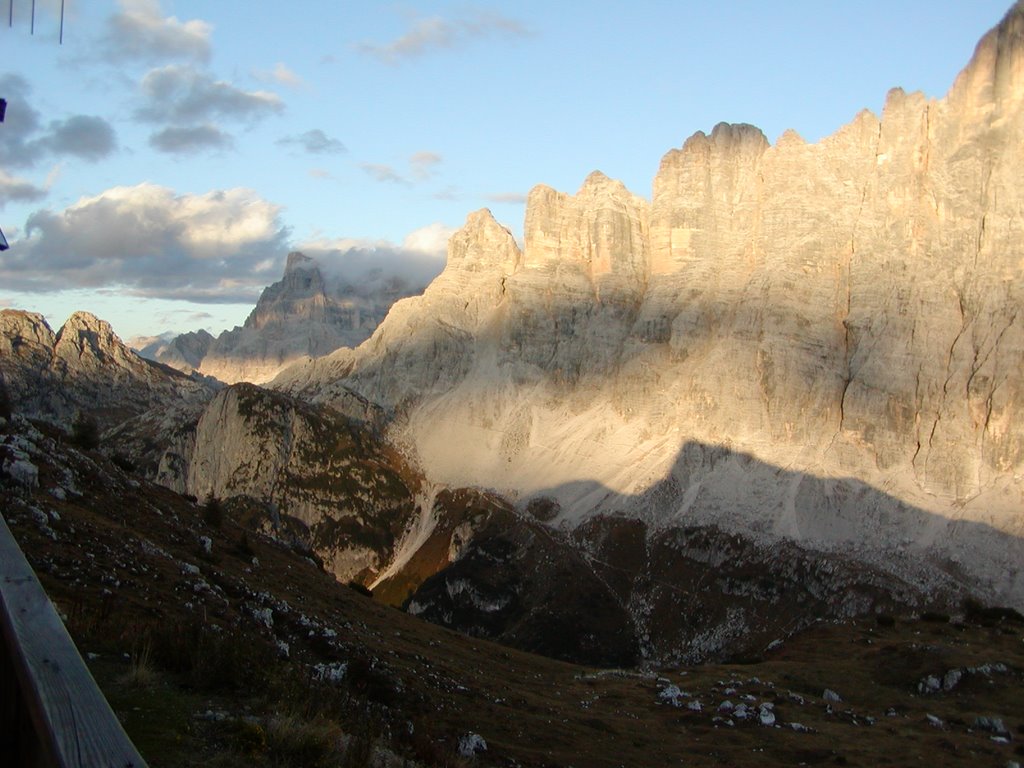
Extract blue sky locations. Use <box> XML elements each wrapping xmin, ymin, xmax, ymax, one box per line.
<box><xmin>0</xmin><ymin>0</ymin><xmax>1014</xmax><ymax>340</ymax></box>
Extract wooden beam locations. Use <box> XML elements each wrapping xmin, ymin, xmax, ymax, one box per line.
<box><xmin>0</xmin><ymin>513</ymin><xmax>148</xmax><ymax>768</ymax></box>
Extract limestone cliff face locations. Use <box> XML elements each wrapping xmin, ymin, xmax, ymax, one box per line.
<box><xmin>0</xmin><ymin>311</ymin><xmax>57</xmax><ymax>401</ymax></box>
<box><xmin>276</xmin><ymin>6</ymin><xmax>1024</xmax><ymax>605</ymax></box>
<box><xmin>168</xmin><ymin>383</ymin><xmax>421</xmax><ymax>583</ymax></box>
<box><xmin>525</xmin><ymin>171</ymin><xmax>649</xmax><ymax>294</ymax></box>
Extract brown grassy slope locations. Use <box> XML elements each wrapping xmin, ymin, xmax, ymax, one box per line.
<box><xmin>1</xmin><ymin>419</ymin><xmax>1022</xmax><ymax>768</ymax></box>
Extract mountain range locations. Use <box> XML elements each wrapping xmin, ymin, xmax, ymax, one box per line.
<box><xmin>273</xmin><ymin>3</ymin><xmax>1024</xmax><ymax>610</ymax></box>
<box><xmin>2</xmin><ymin>2</ymin><xmax>1023</xmax><ymax>672</ymax></box>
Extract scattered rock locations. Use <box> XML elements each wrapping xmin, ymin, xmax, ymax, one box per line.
<box><xmin>312</xmin><ymin>662</ymin><xmax>347</xmax><ymax>684</ymax></box>
<box><xmin>974</xmin><ymin>716</ymin><xmax>1010</xmax><ymax>738</ymax></box>
<box><xmin>458</xmin><ymin>733</ymin><xmax>487</xmax><ymax>757</ymax></box>
<box><xmin>918</xmin><ymin>675</ymin><xmax>942</xmax><ymax>694</ymax></box>
<box><xmin>942</xmin><ymin>668</ymin><xmax>962</xmax><ymax>691</ymax></box>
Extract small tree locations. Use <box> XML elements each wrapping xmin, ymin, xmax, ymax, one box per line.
<box><xmin>202</xmin><ymin>493</ymin><xmax>224</xmax><ymax>529</ymax></box>
<box><xmin>71</xmin><ymin>413</ymin><xmax>100</xmax><ymax>450</ymax></box>
<box><xmin>0</xmin><ymin>378</ymin><xmax>12</xmax><ymax>421</ymax></box>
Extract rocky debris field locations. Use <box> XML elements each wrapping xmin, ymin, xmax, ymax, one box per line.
<box><xmin>2</xmin><ymin>415</ymin><xmax>1023</xmax><ymax>767</ymax></box>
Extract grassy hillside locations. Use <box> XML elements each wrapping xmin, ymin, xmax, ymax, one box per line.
<box><xmin>2</xmin><ymin>417</ymin><xmax>1022</xmax><ymax>767</ymax></box>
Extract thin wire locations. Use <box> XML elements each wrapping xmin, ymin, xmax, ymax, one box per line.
<box><xmin>59</xmin><ymin>0</ymin><xmax>64</xmax><ymax>44</ymax></box>
<box><xmin>31</xmin><ymin>0</ymin><xmax>35</xmax><ymax>35</ymax></box>
<box><xmin>8</xmin><ymin>0</ymin><xmax>12</xmax><ymax>28</ymax></box>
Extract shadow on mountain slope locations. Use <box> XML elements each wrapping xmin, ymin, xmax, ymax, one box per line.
<box><xmin>400</xmin><ymin>437</ymin><xmax>1024</xmax><ymax>667</ymax></box>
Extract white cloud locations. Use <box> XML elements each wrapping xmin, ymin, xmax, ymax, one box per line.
<box><xmin>410</xmin><ymin>150</ymin><xmax>442</xmax><ymax>180</ymax></box>
<box><xmin>361</xmin><ymin>151</ymin><xmax>442</xmax><ymax>185</ymax></box>
<box><xmin>360</xmin><ymin>162</ymin><xmax>406</xmax><ymax>184</ymax></box>
<box><xmin>487</xmin><ymin>192</ymin><xmax>528</xmax><ymax>204</ymax></box>
<box><xmin>356</xmin><ymin>9</ymin><xmax>530</xmax><ymax>63</ymax></box>
<box><xmin>136</xmin><ymin>65</ymin><xmax>284</xmax><ymax>125</ymax></box>
<box><xmin>433</xmin><ymin>186</ymin><xmax>460</xmax><ymax>201</ymax></box>
<box><xmin>0</xmin><ymin>170</ymin><xmax>47</xmax><ymax>207</ymax></box>
<box><xmin>277</xmin><ymin>129</ymin><xmax>346</xmax><ymax>155</ymax></box>
<box><xmin>402</xmin><ymin>222</ymin><xmax>455</xmax><ymax>255</ymax></box>
<box><xmin>4</xmin><ymin>184</ymin><xmax>290</xmax><ymax>303</ymax></box>
<box><xmin>254</xmin><ymin>62</ymin><xmax>305</xmax><ymax>89</ymax></box>
<box><xmin>149</xmin><ymin>124</ymin><xmax>233</xmax><ymax>154</ymax></box>
<box><xmin>36</xmin><ymin>116</ymin><xmax>118</xmax><ymax>160</ymax></box>
<box><xmin>101</xmin><ymin>0</ymin><xmax>212</xmax><ymax>65</ymax></box>
<box><xmin>298</xmin><ymin>222</ymin><xmax>454</xmax><ymax>291</ymax></box>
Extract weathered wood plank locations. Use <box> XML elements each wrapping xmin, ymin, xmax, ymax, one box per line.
<box><xmin>0</xmin><ymin>513</ymin><xmax>148</xmax><ymax>768</ymax></box>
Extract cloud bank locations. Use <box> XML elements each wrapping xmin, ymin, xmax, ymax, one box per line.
<box><xmin>299</xmin><ymin>222</ymin><xmax>454</xmax><ymax>293</ymax></box>
<box><xmin>3</xmin><ymin>184</ymin><xmax>290</xmax><ymax>303</ymax></box>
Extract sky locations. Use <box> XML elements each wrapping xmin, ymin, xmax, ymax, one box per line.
<box><xmin>0</xmin><ymin>0</ymin><xmax>1015</xmax><ymax>341</ymax></box>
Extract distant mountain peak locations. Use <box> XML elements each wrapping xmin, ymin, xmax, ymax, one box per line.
<box><xmin>285</xmin><ymin>250</ymin><xmax>316</xmax><ymax>274</ymax></box>
<box><xmin>54</xmin><ymin>311</ymin><xmax>131</xmax><ymax>367</ymax></box>
<box><xmin>0</xmin><ymin>307</ymin><xmax>211</xmax><ymax>429</ymax></box>
<box><xmin>143</xmin><ymin>249</ymin><xmax>436</xmax><ymax>385</ymax></box>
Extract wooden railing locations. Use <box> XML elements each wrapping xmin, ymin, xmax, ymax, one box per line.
<box><xmin>0</xmin><ymin>513</ymin><xmax>148</xmax><ymax>767</ymax></box>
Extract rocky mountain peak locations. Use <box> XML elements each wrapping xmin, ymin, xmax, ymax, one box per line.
<box><xmin>676</xmin><ymin>122</ymin><xmax>768</xmax><ymax>157</ymax></box>
<box><xmin>946</xmin><ymin>0</ymin><xmax>1024</xmax><ymax>113</ymax></box>
<box><xmin>775</xmin><ymin>128</ymin><xmax>807</xmax><ymax>149</ymax></box>
<box><xmin>0</xmin><ymin>311</ymin><xmax>57</xmax><ymax>396</ymax></box>
<box><xmin>136</xmin><ymin>329</ymin><xmax>215</xmax><ymax>373</ymax></box>
<box><xmin>284</xmin><ymin>250</ymin><xmax>315</xmax><ymax>274</ymax></box>
<box><xmin>54</xmin><ymin>311</ymin><xmax>140</xmax><ymax>372</ymax></box>
<box><xmin>56</xmin><ymin>310</ymin><xmax>115</xmax><ymax>346</ymax></box>
<box><xmin>523</xmin><ymin>171</ymin><xmax>649</xmax><ymax>282</ymax></box>
<box><xmin>245</xmin><ymin>255</ymin><xmax>329</xmax><ymax>332</ymax></box>
<box><xmin>446</xmin><ymin>208</ymin><xmax>521</xmax><ymax>273</ymax></box>
<box><xmin>1</xmin><ymin>308</ymin><xmax>213</xmax><ymax>431</ymax></box>
<box><xmin>154</xmin><ymin>245</ymin><xmax>435</xmax><ymax>385</ymax></box>
<box><xmin>0</xmin><ymin>310</ymin><xmax>56</xmax><ymax>351</ymax></box>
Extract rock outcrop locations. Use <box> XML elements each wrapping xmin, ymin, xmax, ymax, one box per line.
<box><xmin>277</xmin><ymin>5</ymin><xmax>1024</xmax><ymax>607</ymax></box>
<box><xmin>158</xmin><ymin>383</ymin><xmax>422</xmax><ymax>583</ymax></box>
